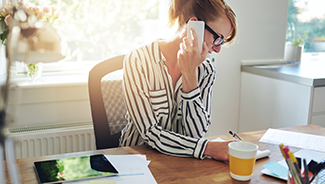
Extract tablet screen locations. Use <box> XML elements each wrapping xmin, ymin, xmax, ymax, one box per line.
<box><xmin>34</xmin><ymin>154</ymin><xmax>118</xmax><ymax>184</ymax></box>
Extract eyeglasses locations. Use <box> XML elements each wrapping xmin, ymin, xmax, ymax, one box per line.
<box><xmin>204</xmin><ymin>24</ymin><xmax>226</xmax><ymax>47</ymax></box>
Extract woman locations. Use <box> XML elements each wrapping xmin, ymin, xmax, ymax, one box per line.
<box><xmin>119</xmin><ymin>0</ymin><xmax>237</xmax><ymax>161</ymax></box>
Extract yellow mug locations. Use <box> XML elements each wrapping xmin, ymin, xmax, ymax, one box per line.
<box><xmin>228</xmin><ymin>141</ymin><xmax>258</xmax><ymax>181</ymax></box>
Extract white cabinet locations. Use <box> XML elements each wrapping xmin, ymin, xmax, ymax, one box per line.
<box><xmin>311</xmin><ymin>115</ymin><xmax>325</xmax><ymax>127</ymax></box>
<box><xmin>311</xmin><ymin>87</ymin><xmax>325</xmax><ymax>126</ymax></box>
<box><xmin>239</xmin><ymin>72</ymin><xmax>325</xmax><ymax>133</ymax></box>
<box><xmin>312</xmin><ymin>87</ymin><xmax>325</xmax><ymax>113</ymax></box>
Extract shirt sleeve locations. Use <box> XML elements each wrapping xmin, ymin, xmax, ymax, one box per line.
<box><xmin>122</xmin><ymin>52</ymin><xmax>209</xmax><ymax>159</ymax></box>
<box><xmin>180</xmin><ymin>61</ymin><xmax>216</xmax><ymax>138</ymax></box>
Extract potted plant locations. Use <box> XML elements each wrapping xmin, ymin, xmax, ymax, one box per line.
<box><xmin>284</xmin><ymin>31</ymin><xmax>308</xmax><ymax>62</ymax></box>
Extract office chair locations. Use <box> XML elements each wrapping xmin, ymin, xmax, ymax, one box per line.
<box><xmin>88</xmin><ymin>55</ymin><xmax>128</xmax><ymax>149</ymax></box>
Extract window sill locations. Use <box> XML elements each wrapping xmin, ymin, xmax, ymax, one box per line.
<box><xmin>10</xmin><ymin>71</ymin><xmax>89</xmax><ymax>89</ymax></box>
<box><xmin>11</xmin><ymin>59</ymin><xmax>101</xmax><ymax>89</ymax></box>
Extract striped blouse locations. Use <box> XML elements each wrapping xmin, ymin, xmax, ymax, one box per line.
<box><xmin>119</xmin><ymin>40</ymin><xmax>216</xmax><ymax>159</ymax></box>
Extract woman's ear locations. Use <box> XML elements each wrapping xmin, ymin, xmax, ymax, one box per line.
<box><xmin>188</xmin><ymin>17</ymin><xmax>198</xmax><ymax>22</ymax></box>
<box><xmin>183</xmin><ymin>17</ymin><xmax>198</xmax><ymax>34</ymax></box>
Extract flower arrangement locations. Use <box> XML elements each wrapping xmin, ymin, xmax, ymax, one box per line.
<box><xmin>26</xmin><ymin>62</ymin><xmax>43</xmax><ymax>81</ymax></box>
<box><xmin>0</xmin><ymin>2</ymin><xmax>62</xmax><ymax>45</ymax></box>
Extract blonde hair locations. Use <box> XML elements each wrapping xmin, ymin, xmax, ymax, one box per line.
<box><xmin>168</xmin><ymin>0</ymin><xmax>237</xmax><ymax>44</ymax></box>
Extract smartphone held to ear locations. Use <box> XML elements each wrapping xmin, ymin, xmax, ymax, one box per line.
<box><xmin>187</xmin><ymin>20</ymin><xmax>205</xmax><ymax>53</ymax></box>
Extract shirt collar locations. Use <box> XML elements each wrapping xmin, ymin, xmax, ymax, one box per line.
<box><xmin>154</xmin><ymin>39</ymin><xmax>166</xmax><ymax>64</ymax></box>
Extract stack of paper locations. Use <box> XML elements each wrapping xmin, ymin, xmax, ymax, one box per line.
<box><xmin>65</xmin><ymin>154</ymin><xmax>157</xmax><ymax>184</ymax></box>
<box><xmin>259</xmin><ymin>128</ymin><xmax>325</xmax><ymax>152</ymax></box>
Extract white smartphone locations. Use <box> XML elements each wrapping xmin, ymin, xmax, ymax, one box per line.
<box><xmin>187</xmin><ymin>20</ymin><xmax>205</xmax><ymax>53</ymax></box>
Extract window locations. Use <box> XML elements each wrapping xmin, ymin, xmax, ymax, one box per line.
<box><xmin>287</xmin><ymin>0</ymin><xmax>325</xmax><ymax>55</ymax></box>
<box><xmin>22</xmin><ymin>0</ymin><xmax>163</xmax><ymax>62</ymax></box>
<box><xmin>10</xmin><ymin>0</ymin><xmax>168</xmax><ymax>76</ymax></box>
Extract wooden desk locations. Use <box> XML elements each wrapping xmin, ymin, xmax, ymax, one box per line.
<box><xmin>4</xmin><ymin>124</ymin><xmax>325</xmax><ymax>184</ymax></box>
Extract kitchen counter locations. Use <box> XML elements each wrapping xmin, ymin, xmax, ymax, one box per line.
<box><xmin>241</xmin><ymin>60</ymin><xmax>325</xmax><ymax>87</ymax></box>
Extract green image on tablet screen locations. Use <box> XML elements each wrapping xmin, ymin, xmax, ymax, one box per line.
<box><xmin>34</xmin><ymin>154</ymin><xmax>118</xmax><ymax>184</ymax></box>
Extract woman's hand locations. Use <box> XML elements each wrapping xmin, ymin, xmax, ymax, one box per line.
<box><xmin>177</xmin><ymin>28</ymin><xmax>209</xmax><ymax>92</ymax></box>
<box><xmin>203</xmin><ymin>140</ymin><xmax>236</xmax><ymax>161</ymax></box>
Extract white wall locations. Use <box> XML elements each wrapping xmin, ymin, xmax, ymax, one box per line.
<box><xmin>206</xmin><ymin>0</ymin><xmax>289</xmax><ymax>136</ymax></box>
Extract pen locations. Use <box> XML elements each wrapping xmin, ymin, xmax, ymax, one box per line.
<box><xmin>283</xmin><ymin>146</ymin><xmax>303</xmax><ymax>184</ymax></box>
<box><xmin>280</xmin><ymin>144</ymin><xmax>286</xmax><ymax>158</ymax></box>
<box><xmin>289</xmin><ymin>151</ymin><xmax>304</xmax><ymax>183</ymax></box>
<box><xmin>280</xmin><ymin>145</ymin><xmax>300</xmax><ymax>184</ymax></box>
<box><xmin>229</xmin><ymin>131</ymin><xmax>242</xmax><ymax>142</ymax></box>
<box><xmin>303</xmin><ymin>159</ymin><xmax>310</xmax><ymax>184</ymax></box>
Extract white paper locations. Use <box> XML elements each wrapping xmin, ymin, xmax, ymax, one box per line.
<box><xmin>104</xmin><ymin>154</ymin><xmax>157</xmax><ymax>184</ymax></box>
<box><xmin>210</xmin><ymin>137</ymin><xmax>227</xmax><ymax>142</ymax></box>
<box><xmin>104</xmin><ymin>155</ymin><xmax>148</xmax><ymax>175</ymax></box>
<box><xmin>259</xmin><ymin>128</ymin><xmax>325</xmax><ymax>152</ymax></box>
<box><xmin>65</xmin><ymin>154</ymin><xmax>157</xmax><ymax>184</ymax></box>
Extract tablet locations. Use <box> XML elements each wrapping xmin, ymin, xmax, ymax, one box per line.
<box><xmin>34</xmin><ymin>154</ymin><xmax>118</xmax><ymax>184</ymax></box>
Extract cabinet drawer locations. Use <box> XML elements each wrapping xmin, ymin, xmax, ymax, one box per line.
<box><xmin>311</xmin><ymin>115</ymin><xmax>325</xmax><ymax>127</ymax></box>
<box><xmin>312</xmin><ymin>87</ymin><xmax>325</xmax><ymax>113</ymax></box>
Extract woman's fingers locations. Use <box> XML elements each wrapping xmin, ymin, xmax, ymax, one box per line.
<box><xmin>201</xmin><ymin>42</ymin><xmax>209</xmax><ymax>59</ymax></box>
<box><xmin>190</xmin><ymin>28</ymin><xmax>199</xmax><ymax>50</ymax></box>
<box><xmin>182</xmin><ymin>36</ymin><xmax>190</xmax><ymax>51</ymax></box>
<box><xmin>179</xmin><ymin>41</ymin><xmax>184</xmax><ymax>52</ymax></box>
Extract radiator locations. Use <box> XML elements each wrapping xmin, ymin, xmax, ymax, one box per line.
<box><xmin>5</xmin><ymin>122</ymin><xmax>96</xmax><ymax>159</ymax></box>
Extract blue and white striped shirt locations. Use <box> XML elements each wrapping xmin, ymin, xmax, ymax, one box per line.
<box><xmin>119</xmin><ymin>40</ymin><xmax>216</xmax><ymax>159</ymax></box>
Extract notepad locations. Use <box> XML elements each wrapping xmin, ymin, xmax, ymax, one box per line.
<box><xmin>263</xmin><ymin>161</ymin><xmax>288</xmax><ymax>178</ymax></box>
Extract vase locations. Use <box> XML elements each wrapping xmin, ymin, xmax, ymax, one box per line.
<box><xmin>284</xmin><ymin>44</ymin><xmax>303</xmax><ymax>62</ymax></box>
<box><xmin>25</xmin><ymin>62</ymin><xmax>43</xmax><ymax>81</ymax></box>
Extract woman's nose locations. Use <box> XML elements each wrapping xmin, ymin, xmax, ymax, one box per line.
<box><xmin>212</xmin><ymin>45</ymin><xmax>221</xmax><ymax>53</ymax></box>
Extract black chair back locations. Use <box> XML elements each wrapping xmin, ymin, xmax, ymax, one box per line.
<box><xmin>88</xmin><ymin>55</ymin><xmax>127</xmax><ymax>149</ymax></box>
